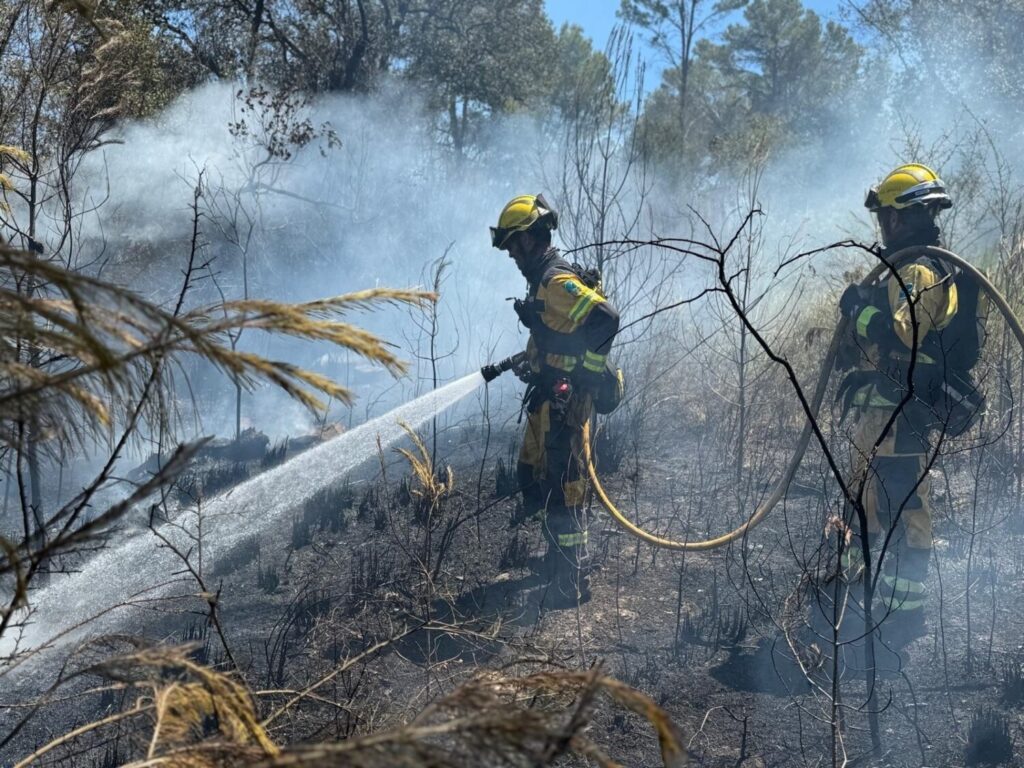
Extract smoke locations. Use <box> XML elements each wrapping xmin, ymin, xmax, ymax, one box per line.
<box><xmin>59</xmin><ymin>8</ymin><xmax>1024</xmax><ymax>450</ymax></box>
<box><xmin>77</xmin><ymin>81</ymin><xmax>544</xmax><ymax>439</ymax></box>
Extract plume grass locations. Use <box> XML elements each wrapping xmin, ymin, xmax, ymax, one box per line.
<box><xmin>0</xmin><ymin>243</ymin><xmax>433</xmax><ymax>453</ymax></box>
<box><xmin>17</xmin><ymin>645</ymin><xmax>688</xmax><ymax>767</ymax></box>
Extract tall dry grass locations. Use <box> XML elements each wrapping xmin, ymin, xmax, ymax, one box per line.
<box><xmin>15</xmin><ymin>642</ymin><xmax>688</xmax><ymax>767</ymax></box>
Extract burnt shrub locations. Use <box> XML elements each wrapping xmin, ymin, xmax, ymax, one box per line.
<box><xmin>98</xmin><ymin>686</ymin><xmax>116</xmax><ymax>712</ymax></box>
<box><xmin>354</xmin><ymin>480</ymin><xmax>389</xmax><ymax>532</ymax></box>
<box><xmin>261</xmin><ymin>440</ymin><xmax>288</xmax><ymax>469</ymax></box>
<box><xmin>593</xmin><ymin>417</ymin><xmax>628</xmax><ymax>476</ymax></box>
<box><xmin>349</xmin><ymin>544</ymin><xmax>390</xmax><ymax>614</ymax></box>
<box><xmin>176</xmin><ymin>462</ymin><xmax>251</xmax><ymax>503</ymax></box>
<box><xmin>292</xmin><ymin>515</ymin><xmax>311</xmax><ymax>549</ymax></box>
<box><xmin>495</xmin><ymin>438</ymin><xmax>519</xmax><ymax>498</ymax></box>
<box><xmin>678</xmin><ymin>576</ymin><xmax>745</xmax><ymax>652</ymax></box>
<box><xmin>1000</xmin><ymin>656</ymin><xmax>1024</xmax><ymax>706</ymax></box>
<box><xmin>499</xmin><ymin>532</ymin><xmax>531</xmax><ymax>570</ymax></box>
<box><xmin>257</xmin><ymin>559</ymin><xmax>280</xmax><ymax>594</ymax></box>
<box><xmin>90</xmin><ymin>741</ymin><xmax>125</xmax><ymax>768</ymax></box>
<box><xmin>622</xmin><ymin>652</ymin><xmax>660</xmax><ymax>690</ymax></box>
<box><xmin>397</xmin><ymin>476</ymin><xmax>413</xmax><ymax>507</ymax></box>
<box><xmin>180</xmin><ymin>619</ymin><xmax>211</xmax><ymax>665</ymax></box>
<box><xmin>211</xmin><ymin>535</ymin><xmax>260</xmax><ymax>577</ymax></box>
<box><xmin>965</xmin><ymin>708</ymin><xmax>1013</xmax><ymax>766</ymax></box>
<box><xmin>295</xmin><ymin>589</ymin><xmax>333</xmax><ymax>636</ymax></box>
<box><xmin>301</xmin><ymin>479</ymin><xmax>354</xmax><ymax>534</ymax></box>
<box><xmin>357</xmin><ymin>484</ymin><xmax>378</xmax><ymax>523</ymax></box>
<box><xmin>495</xmin><ymin>458</ymin><xmax>518</xmax><ymax>499</ymax></box>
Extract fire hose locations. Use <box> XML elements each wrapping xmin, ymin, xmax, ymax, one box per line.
<box><xmin>485</xmin><ymin>246</ymin><xmax>1024</xmax><ymax>551</ymax></box>
<box><xmin>585</xmin><ymin>245</ymin><xmax>1024</xmax><ymax>550</ymax></box>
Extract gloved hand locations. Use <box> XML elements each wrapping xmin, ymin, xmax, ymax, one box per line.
<box><xmin>839</xmin><ymin>284</ymin><xmax>869</xmax><ymax>319</ymax></box>
<box><xmin>512</xmin><ymin>356</ymin><xmax>534</xmax><ymax>383</ymax></box>
<box><xmin>513</xmin><ymin>298</ymin><xmax>534</xmax><ymax>329</ymax></box>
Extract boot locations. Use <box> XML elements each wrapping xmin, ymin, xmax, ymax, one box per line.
<box><xmin>879</xmin><ymin>608</ymin><xmax>928</xmax><ymax>649</ymax></box>
<box><xmin>538</xmin><ymin>507</ymin><xmax>590</xmax><ymax>609</ymax></box>
<box><xmin>877</xmin><ymin>555</ymin><xmax>929</xmax><ymax>648</ymax></box>
<box><xmin>540</xmin><ymin>545</ymin><xmax>591</xmax><ymax>609</ymax></box>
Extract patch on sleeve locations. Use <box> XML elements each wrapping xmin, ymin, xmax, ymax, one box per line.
<box><xmin>564</xmin><ymin>280</ymin><xmax>582</xmax><ymax>296</ymax></box>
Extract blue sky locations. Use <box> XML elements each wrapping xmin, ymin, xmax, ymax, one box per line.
<box><xmin>546</xmin><ymin>0</ymin><xmax>849</xmax><ymax>89</ymax></box>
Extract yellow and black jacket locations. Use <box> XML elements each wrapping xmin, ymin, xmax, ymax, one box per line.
<box><xmin>515</xmin><ymin>249</ymin><xmax>619</xmax><ymax>514</ymax></box>
<box><xmin>843</xmin><ymin>250</ymin><xmax>987</xmax><ymax>421</ymax></box>
<box><xmin>517</xmin><ymin>249</ymin><xmax>620</xmax><ymax>380</ymax></box>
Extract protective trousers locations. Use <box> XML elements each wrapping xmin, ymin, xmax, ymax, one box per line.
<box><xmin>517</xmin><ymin>391</ymin><xmax>591</xmax><ymax>602</ymax></box>
<box><xmin>845</xmin><ymin>403</ymin><xmax>932</xmax><ymax>630</ymax></box>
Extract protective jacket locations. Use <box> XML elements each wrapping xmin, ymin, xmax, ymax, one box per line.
<box><xmin>842</xmin><ymin>239</ymin><xmax>985</xmax><ymax>415</ymax></box>
<box><xmin>516</xmin><ymin>249</ymin><xmax>620</xmax><ymax>382</ymax></box>
<box><xmin>840</xmin><ymin>236</ymin><xmax>987</xmax><ymax>642</ymax></box>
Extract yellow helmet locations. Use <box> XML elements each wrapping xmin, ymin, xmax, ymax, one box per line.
<box><xmin>490</xmin><ymin>193</ymin><xmax>558</xmax><ymax>249</ymax></box>
<box><xmin>865</xmin><ymin>163</ymin><xmax>953</xmax><ymax>212</ymax></box>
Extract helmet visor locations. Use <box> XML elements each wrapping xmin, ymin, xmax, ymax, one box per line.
<box><xmin>491</xmin><ymin>226</ymin><xmax>510</xmax><ymax>249</ymax></box>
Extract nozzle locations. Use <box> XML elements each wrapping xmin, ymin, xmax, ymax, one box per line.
<box><xmin>481</xmin><ymin>351</ymin><xmax>527</xmax><ymax>383</ymax></box>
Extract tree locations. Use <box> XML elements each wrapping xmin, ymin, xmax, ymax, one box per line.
<box><xmin>0</xmin><ymin>1</ymin><xmax>182</xmax><ymax>559</ymax></box>
<box><xmin>401</xmin><ymin>0</ymin><xmax>556</xmax><ymax>163</ymax></box>
<box><xmin>619</xmin><ymin>0</ymin><xmax>747</xmax><ymax>157</ymax></box>
<box><xmin>136</xmin><ymin>0</ymin><xmax>404</xmax><ymax>92</ymax></box>
<box><xmin>545</xmin><ymin>23</ymin><xmax>618</xmax><ymax>125</ymax></box>
<box><xmin>638</xmin><ymin>0</ymin><xmax>863</xmax><ymax>168</ymax></box>
<box><xmin>854</xmin><ymin>0</ymin><xmax>1024</xmax><ymax>120</ymax></box>
<box><xmin>710</xmin><ymin>0</ymin><xmax>862</xmax><ymax>133</ymax></box>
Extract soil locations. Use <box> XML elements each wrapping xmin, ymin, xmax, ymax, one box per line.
<box><xmin>2</xmin><ymin>418</ymin><xmax>1024</xmax><ymax>768</ymax></box>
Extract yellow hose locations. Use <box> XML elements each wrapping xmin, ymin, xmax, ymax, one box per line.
<box><xmin>585</xmin><ymin>245</ymin><xmax>1024</xmax><ymax>550</ymax></box>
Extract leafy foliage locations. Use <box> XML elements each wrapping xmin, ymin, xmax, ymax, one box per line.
<box><xmin>640</xmin><ymin>0</ymin><xmax>864</xmax><ymax>167</ymax></box>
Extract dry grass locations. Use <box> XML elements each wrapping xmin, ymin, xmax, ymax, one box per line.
<box><xmin>14</xmin><ymin>642</ymin><xmax>277</xmax><ymax>768</ymax></box>
<box><xmin>395</xmin><ymin>421</ymin><xmax>454</xmax><ymax>511</ymax></box>
<box><xmin>15</xmin><ymin>643</ymin><xmax>689</xmax><ymax>767</ymax></box>
<box><xmin>0</xmin><ymin>239</ymin><xmax>431</xmax><ymax>653</ymax></box>
<box><xmin>0</xmin><ymin>146</ymin><xmax>31</xmax><ymax>212</ymax></box>
<box><xmin>0</xmin><ymin>243</ymin><xmax>432</xmax><ymax>452</ymax></box>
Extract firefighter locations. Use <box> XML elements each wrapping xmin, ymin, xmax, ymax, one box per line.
<box><xmin>491</xmin><ymin>194</ymin><xmax>620</xmax><ymax>608</ymax></box>
<box><xmin>837</xmin><ymin>164</ymin><xmax>987</xmax><ymax>647</ymax></box>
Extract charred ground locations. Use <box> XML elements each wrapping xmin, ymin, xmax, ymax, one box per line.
<box><xmin>4</xmin><ymin>408</ymin><xmax>1024</xmax><ymax>767</ymax></box>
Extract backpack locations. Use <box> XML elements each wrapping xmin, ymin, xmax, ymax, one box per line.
<box><xmin>942</xmin><ymin>268</ymin><xmax>989</xmax><ymax>375</ymax></box>
<box><xmin>839</xmin><ymin>263</ymin><xmax>989</xmax><ymax>436</ymax></box>
<box><xmin>569</xmin><ymin>263</ymin><xmax>626</xmax><ymax>414</ymax></box>
<box><xmin>915</xmin><ymin>265</ymin><xmax>990</xmax><ymax>435</ymax></box>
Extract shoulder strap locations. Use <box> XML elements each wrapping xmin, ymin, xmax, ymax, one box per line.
<box><xmin>570</xmin><ymin>262</ymin><xmax>603</xmax><ymax>293</ymax></box>
<box><xmin>943</xmin><ymin>268</ymin><xmax>987</xmax><ymax>372</ymax></box>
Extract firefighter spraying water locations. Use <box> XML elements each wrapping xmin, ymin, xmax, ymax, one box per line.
<box><xmin>484</xmin><ymin>194</ymin><xmax>624</xmax><ymax>609</ymax></box>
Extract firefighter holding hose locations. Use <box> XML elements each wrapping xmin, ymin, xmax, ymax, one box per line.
<box><xmin>485</xmin><ymin>194</ymin><xmax>621</xmax><ymax>609</ymax></box>
<box><xmin>836</xmin><ymin>164</ymin><xmax>988</xmax><ymax>647</ymax></box>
